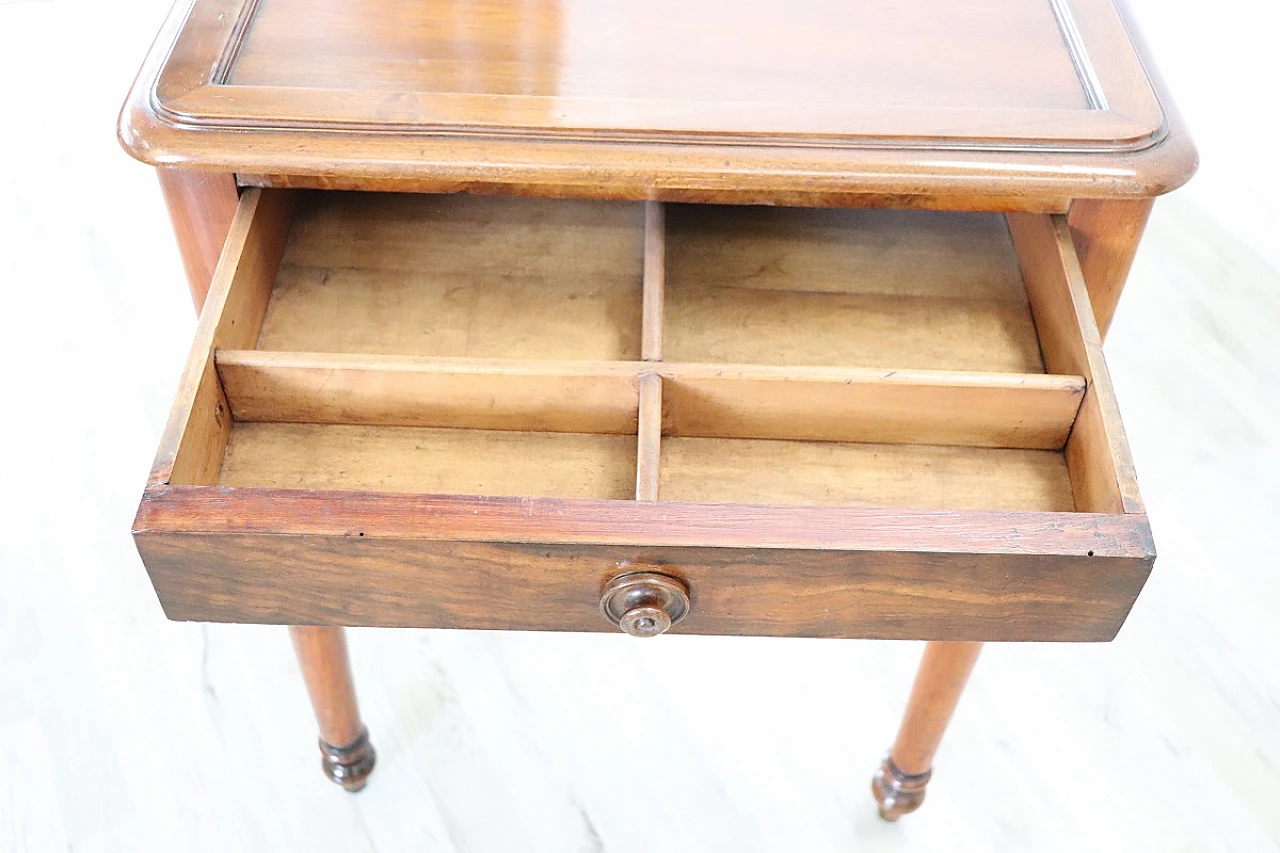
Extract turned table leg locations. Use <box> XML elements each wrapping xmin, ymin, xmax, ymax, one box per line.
<box><xmin>289</xmin><ymin>627</ymin><xmax>377</xmax><ymax>792</ymax></box>
<box><xmin>873</xmin><ymin>641</ymin><xmax>982</xmax><ymax>820</ymax></box>
<box><xmin>870</xmin><ymin>197</ymin><xmax>1152</xmax><ymax>820</ymax></box>
<box><xmin>157</xmin><ymin>168</ymin><xmax>375</xmax><ymax>792</ymax></box>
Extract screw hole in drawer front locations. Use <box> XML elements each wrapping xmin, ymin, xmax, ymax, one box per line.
<box><xmin>600</xmin><ymin>569</ymin><xmax>690</xmax><ymax>638</ymax></box>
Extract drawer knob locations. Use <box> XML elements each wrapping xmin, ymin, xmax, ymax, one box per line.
<box><xmin>600</xmin><ymin>571</ymin><xmax>690</xmax><ymax>638</ymax></box>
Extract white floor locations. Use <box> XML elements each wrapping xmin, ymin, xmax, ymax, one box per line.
<box><xmin>2</xmin><ymin>1</ymin><xmax>1278</xmax><ymax>851</ymax></box>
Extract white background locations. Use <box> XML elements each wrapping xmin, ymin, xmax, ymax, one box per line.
<box><xmin>0</xmin><ymin>0</ymin><xmax>1277</xmax><ymax>850</ymax></box>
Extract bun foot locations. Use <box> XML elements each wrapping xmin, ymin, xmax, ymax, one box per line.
<box><xmin>871</xmin><ymin>753</ymin><xmax>931</xmax><ymax>821</ymax></box>
<box><xmin>319</xmin><ymin>727</ymin><xmax>376</xmax><ymax>792</ymax></box>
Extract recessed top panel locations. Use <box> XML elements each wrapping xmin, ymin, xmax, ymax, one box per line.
<box><xmin>158</xmin><ymin>0</ymin><xmax>1163</xmax><ymax>143</ymax></box>
<box><xmin>121</xmin><ymin>0</ymin><xmax>1195</xmax><ymax>199</ymax></box>
<box><xmin>230</xmin><ymin>0</ymin><xmax>1087</xmax><ymax>112</ymax></box>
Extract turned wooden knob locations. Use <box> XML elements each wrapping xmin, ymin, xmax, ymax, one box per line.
<box><xmin>600</xmin><ymin>571</ymin><xmax>690</xmax><ymax>637</ymax></box>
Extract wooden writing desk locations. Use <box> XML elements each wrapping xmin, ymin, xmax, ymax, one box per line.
<box><xmin>120</xmin><ymin>0</ymin><xmax>1195</xmax><ymax>819</ymax></box>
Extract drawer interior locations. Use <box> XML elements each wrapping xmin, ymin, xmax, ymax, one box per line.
<box><xmin>219</xmin><ymin>423</ymin><xmax>638</xmax><ymax>500</ymax></box>
<box><xmin>664</xmin><ymin>205</ymin><xmax>1044</xmax><ymax>372</ymax></box>
<box><xmin>159</xmin><ymin>189</ymin><xmax>1138</xmax><ymax>518</ymax></box>
<box><xmin>257</xmin><ymin>193</ymin><xmax>644</xmax><ymax>360</ymax></box>
<box><xmin>658</xmin><ymin>438</ymin><xmax>1074</xmax><ymax>512</ymax></box>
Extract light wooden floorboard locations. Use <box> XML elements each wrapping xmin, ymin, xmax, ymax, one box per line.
<box><xmin>1</xmin><ymin>1</ymin><xmax>1278</xmax><ymax>851</ymax></box>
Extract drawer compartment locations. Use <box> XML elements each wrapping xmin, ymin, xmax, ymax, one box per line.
<box><xmin>219</xmin><ymin>423</ymin><xmax>638</xmax><ymax>501</ymax></box>
<box><xmin>658</xmin><ymin>438</ymin><xmax>1074</xmax><ymax>512</ymax></box>
<box><xmin>255</xmin><ymin>192</ymin><xmax>644</xmax><ymax>360</ymax></box>
<box><xmin>664</xmin><ymin>205</ymin><xmax>1043</xmax><ymax>372</ymax></box>
<box><xmin>134</xmin><ymin>189</ymin><xmax>1153</xmax><ymax>642</ymax></box>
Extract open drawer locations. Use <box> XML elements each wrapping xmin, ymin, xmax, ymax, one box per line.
<box><xmin>133</xmin><ymin>189</ymin><xmax>1154</xmax><ymax>641</ymax></box>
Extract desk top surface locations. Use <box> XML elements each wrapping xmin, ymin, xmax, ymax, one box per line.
<box><xmin>120</xmin><ymin>0</ymin><xmax>1195</xmax><ymax>204</ymax></box>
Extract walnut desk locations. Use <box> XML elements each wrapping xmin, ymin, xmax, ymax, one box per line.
<box><xmin>120</xmin><ymin>0</ymin><xmax>1196</xmax><ymax>819</ymax></box>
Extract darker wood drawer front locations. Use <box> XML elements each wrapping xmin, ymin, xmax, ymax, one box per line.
<box><xmin>133</xmin><ymin>189</ymin><xmax>1156</xmax><ymax>642</ymax></box>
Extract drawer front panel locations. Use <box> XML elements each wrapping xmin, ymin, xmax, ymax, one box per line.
<box><xmin>136</xmin><ymin>517</ymin><xmax>1152</xmax><ymax>642</ymax></box>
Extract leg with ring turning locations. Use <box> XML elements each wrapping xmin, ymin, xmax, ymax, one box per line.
<box><xmin>873</xmin><ymin>641</ymin><xmax>982</xmax><ymax>820</ymax></box>
<box><xmin>289</xmin><ymin>626</ymin><xmax>377</xmax><ymax>792</ymax></box>
<box><xmin>158</xmin><ymin>170</ymin><xmax>376</xmax><ymax>794</ymax></box>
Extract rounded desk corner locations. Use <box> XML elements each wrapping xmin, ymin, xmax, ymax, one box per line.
<box><xmin>117</xmin><ymin>113</ymin><xmax>153</xmax><ymax>166</ymax></box>
<box><xmin>117</xmin><ymin>81</ymin><xmax>171</xmax><ymax>167</ymax></box>
<box><xmin>1130</xmin><ymin>124</ymin><xmax>1199</xmax><ymax>198</ymax></box>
